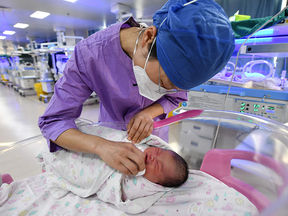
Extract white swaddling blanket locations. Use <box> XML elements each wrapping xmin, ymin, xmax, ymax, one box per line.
<box><xmin>42</xmin><ymin>125</ymin><xmax>173</xmax><ymax>214</ymax></box>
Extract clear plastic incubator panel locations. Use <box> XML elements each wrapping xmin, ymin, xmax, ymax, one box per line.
<box><xmin>156</xmin><ymin>110</ymin><xmax>288</xmax><ymax>216</ymax></box>
<box><xmin>210</xmin><ymin>54</ymin><xmax>287</xmax><ymax>91</ymax></box>
<box><xmin>209</xmin><ymin>21</ymin><xmax>288</xmax><ymax>92</ymax></box>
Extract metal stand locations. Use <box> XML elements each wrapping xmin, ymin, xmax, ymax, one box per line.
<box><xmin>13</xmin><ymin>85</ymin><xmax>20</xmax><ymax>92</ymax></box>
<box><xmin>19</xmin><ymin>89</ymin><xmax>37</xmax><ymax>97</ymax></box>
<box><xmin>39</xmin><ymin>93</ymin><xmax>53</xmax><ymax>103</ymax></box>
<box><xmin>1</xmin><ymin>81</ymin><xmax>9</xmax><ymax>85</ymax></box>
<box><xmin>7</xmin><ymin>82</ymin><xmax>14</xmax><ymax>88</ymax></box>
<box><xmin>84</xmin><ymin>95</ymin><xmax>99</xmax><ymax>105</ymax></box>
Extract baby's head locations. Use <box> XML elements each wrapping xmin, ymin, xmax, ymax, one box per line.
<box><xmin>143</xmin><ymin>147</ymin><xmax>188</xmax><ymax>187</ymax></box>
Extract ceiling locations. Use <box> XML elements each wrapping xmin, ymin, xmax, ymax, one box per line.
<box><xmin>0</xmin><ymin>0</ymin><xmax>167</xmax><ymax>49</ymax></box>
<box><xmin>1</xmin><ymin>0</ymin><xmax>286</xmax><ymax>53</ymax></box>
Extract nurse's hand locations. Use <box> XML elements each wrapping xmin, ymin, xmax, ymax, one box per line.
<box><xmin>127</xmin><ymin>110</ymin><xmax>154</xmax><ymax>144</ymax></box>
<box><xmin>98</xmin><ymin>140</ymin><xmax>145</xmax><ymax>176</ymax></box>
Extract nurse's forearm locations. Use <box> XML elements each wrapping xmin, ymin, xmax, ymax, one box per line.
<box><xmin>52</xmin><ymin>128</ymin><xmax>107</xmax><ymax>154</ymax></box>
<box><xmin>144</xmin><ymin>103</ymin><xmax>164</xmax><ymax>118</ymax></box>
<box><xmin>126</xmin><ymin>103</ymin><xmax>165</xmax><ymax>143</ymax></box>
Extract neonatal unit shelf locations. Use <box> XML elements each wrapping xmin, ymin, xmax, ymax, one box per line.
<box><xmin>240</xmin><ymin>43</ymin><xmax>288</xmax><ymax>57</ymax></box>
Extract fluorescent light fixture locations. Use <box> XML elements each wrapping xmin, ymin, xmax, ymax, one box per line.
<box><xmin>30</xmin><ymin>11</ymin><xmax>50</xmax><ymax>19</ymax></box>
<box><xmin>14</xmin><ymin>23</ymin><xmax>29</xmax><ymax>28</ymax></box>
<box><xmin>0</xmin><ymin>142</ymin><xmax>14</xmax><ymax>147</ymax></box>
<box><xmin>3</xmin><ymin>30</ymin><xmax>15</xmax><ymax>35</ymax></box>
<box><xmin>253</xmin><ymin>29</ymin><xmax>275</xmax><ymax>37</ymax></box>
<box><xmin>64</xmin><ymin>0</ymin><xmax>77</xmax><ymax>2</ymax></box>
<box><xmin>0</xmin><ymin>36</ymin><xmax>6</xmax><ymax>39</ymax></box>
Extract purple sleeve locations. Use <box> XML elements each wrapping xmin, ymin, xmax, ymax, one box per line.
<box><xmin>38</xmin><ymin>44</ymin><xmax>93</xmax><ymax>152</ymax></box>
<box><xmin>156</xmin><ymin>92</ymin><xmax>188</xmax><ymax>114</ymax></box>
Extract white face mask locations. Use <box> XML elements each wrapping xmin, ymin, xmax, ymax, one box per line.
<box><xmin>132</xmin><ymin>29</ymin><xmax>166</xmax><ymax>101</ymax></box>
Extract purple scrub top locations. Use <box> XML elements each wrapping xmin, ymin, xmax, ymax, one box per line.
<box><xmin>38</xmin><ymin>17</ymin><xmax>187</xmax><ymax>152</ymax></box>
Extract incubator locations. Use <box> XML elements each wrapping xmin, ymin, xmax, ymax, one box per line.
<box><xmin>0</xmin><ymin>56</ymin><xmax>11</xmax><ymax>84</ymax></box>
<box><xmin>1</xmin><ymin>111</ymin><xmax>288</xmax><ymax>215</ymax></box>
<box><xmin>5</xmin><ymin>56</ymin><xmax>20</xmax><ymax>87</ymax></box>
<box><xmin>55</xmin><ymin>54</ymin><xmax>69</xmax><ymax>78</ymax></box>
<box><xmin>36</xmin><ymin>55</ymin><xmax>55</xmax><ymax>98</ymax></box>
<box><xmin>181</xmin><ymin>19</ymin><xmax>288</xmax><ymax>124</ymax></box>
<box><xmin>14</xmin><ymin>62</ymin><xmax>39</xmax><ymax>96</ymax></box>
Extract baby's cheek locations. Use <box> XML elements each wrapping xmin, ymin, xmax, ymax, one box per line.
<box><xmin>143</xmin><ymin>165</ymin><xmax>153</xmax><ymax>178</ymax></box>
<box><xmin>143</xmin><ymin>166</ymin><xmax>162</xmax><ymax>184</ymax></box>
<box><xmin>146</xmin><ymin>163</ymin><xmax>155</xmax><ymax>171</ymax></box>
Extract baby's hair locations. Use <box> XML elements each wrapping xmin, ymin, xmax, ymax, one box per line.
<box><xmin>161</xmin><ymin>151</ymin><xmax>189</xmax><ymax>187</ymax></box>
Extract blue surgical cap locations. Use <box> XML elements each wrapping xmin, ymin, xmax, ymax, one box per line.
<box><xmin>153</xmin><ymin>0</ymin><xmax>235</xmax><ymax>90</ymax></box>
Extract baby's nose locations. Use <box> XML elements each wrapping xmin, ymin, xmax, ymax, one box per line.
<box><xmin>148</xmin><ymin>153</ymin><xmax>157</xmax><ymax>163</ymax></box>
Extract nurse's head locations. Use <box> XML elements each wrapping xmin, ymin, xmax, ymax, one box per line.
<box><xmin>143</xmin><ymin>147</ymin><xmax>189</xmax><ymax>187</ymax></box>
<box><xmin>133</xmin><ymin>0</ymin><xmax>235</xmax><ymax>96</ymax></box>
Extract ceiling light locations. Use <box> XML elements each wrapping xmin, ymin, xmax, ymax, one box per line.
<box><xmin>0</xmin><ymin>6</ymin><xmax>14</xmax><ymax>12</ymax></box>
<box><xmin>14</xmin><ymin>23</ymin><xmax>29</xmax><ymax>28</ymax></box>
<box><xmin>3</xmin><ymin>30</ymin><xmax>15</xmax><ymax>35</ymax></box>
<box><xmin>64</xmin><ymin>0</ymin><xmax>77</xmax><ymax>2</ymax></box>
<box><xmin>30</xmin><ymin>11</ymin><xmax>50</xmax><ymax>19</ymax></box>
<box><xmin>0</xmin><ymin>36</ymin><xmax>6</xmax><ymax>40</ymax></box>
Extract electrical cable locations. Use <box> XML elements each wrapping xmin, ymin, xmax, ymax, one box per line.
<box><xmin>212</xmin><ymin>5</ymin><xmax>288</xmax><ymax>149</ymax></box>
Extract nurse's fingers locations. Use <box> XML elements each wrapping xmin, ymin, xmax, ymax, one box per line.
<box><xmin>131</xmin><ymin>121</ymin><xmax>145</xmax><ymax>144</ymax></box>
<box><xmin>121</xmin><ymin>158</ymin><xmax>142</xmax><ymax>176</ymax></box>
<box><xmin>117</xmin><ymin>164</ymin><xmax>133</xmax><ymax>176</ymax></box>
<box><xmin>119</xmin><ymin>144</ymin><xmax>145</xmax><ymax>175</ymax></box>
<box><xmin>100</xmin><ymin>141</ymin><xmax>145</xmax><ymax>175</ymax></box>
<box><xmin>128</xmin><ymin>146</ymin><xmax>146</xmax><ymax>172</ymax></box>
<box><xmin>134</xmin><ymin>123</ymin><xmax>151</xmax><ymax>143</ymax></box>
<box><xmin>127</xmin><ymin>118</ymin><xmax>141</xmax><ymax>143</ymax></box>
<box><xmin>137</xmin><ymin>124</ymin><xmax>153</xmax><ymax>143</ymax></box>
<box><xmin>126</xmin><ymin>117</ymin><xmax>135</xmax><ymax>134</ymax></box>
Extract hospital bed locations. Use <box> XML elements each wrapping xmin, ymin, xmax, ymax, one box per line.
<box><xmin>1</xmin><ymin>110</ymin><xmax>288</xmax><ymax>215</ymax></box>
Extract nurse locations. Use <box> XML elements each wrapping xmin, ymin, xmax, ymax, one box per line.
<box><xmin>38</xmin><ymin>0</ymin><xmax>235</xmax><ymax>176</ymax></box>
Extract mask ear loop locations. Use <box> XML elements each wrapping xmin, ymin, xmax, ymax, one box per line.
<box><xmin>143</xmin><ymin>36</ymin><xmax>157</xmax><ymax>70</ymax></box>
<box><xmin>133</xmin><ymin>28</ymin><xmax>146</xmax><ymax>66</ymax></box>
<box><xmin>158</xmin><ymin>62</ymin><xmax>162</xmax><ymax>93</ymax></box>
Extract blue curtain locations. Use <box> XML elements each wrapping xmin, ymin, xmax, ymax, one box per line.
<box><xmin>215</xmin><ymin>0</ymin><xmax>283</xmax><ymax>18</ymax></box>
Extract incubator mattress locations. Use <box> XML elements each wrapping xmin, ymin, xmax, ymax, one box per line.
<box><xmin>0</xmin><ymin>125</ymin><xmax>259</xmax><ymax>215</ymax></box>
<box><xmin>0</xmin><ymin>170</ymin><xmax>259</xmax><ymax>216</ymax></box>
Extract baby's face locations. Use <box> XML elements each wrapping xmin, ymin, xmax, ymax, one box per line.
<box><xmin>143</xmin><ymin>147</ymin><xmax>176</xmax><ymax>185</ymax></box>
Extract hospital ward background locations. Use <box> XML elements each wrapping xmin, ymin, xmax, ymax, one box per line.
<box><xmin>1</xmin><ymin>0</ymin><xmax>288</xmax><ymax>215</ymax></box>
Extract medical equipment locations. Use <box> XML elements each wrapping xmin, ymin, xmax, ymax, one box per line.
<box><xmin>32</xmin><ymin>54</ymin><xmax>55</xmax><ymax>103</ymax></box>
<box><xmin>179</xmin><ymin>8</ymin><xmax>288</xmax><ymax>124</ymax></box>
<box><xmin>176</xmin><ymin>86</ymin><xmax>288</xmax><ymax>123</ymax></box>
<box><xmin>14</xmin><ymin>62</ymin><xmax>38</xmax><ymax>97</ymax></box>
<box><xmin>242</xmin><ymin>60</ymin><xmax>275</xmax><ymax>82</ymax></box>
<box><xmin>0</xmin><ymin>56</ymin><xmax>11</xmax><ymax>85</ymax></box>
<box><xmin>211</xmin><ymin>61</ymin><xmax>236</xmax><ymax>80</ymax></box>
<box><xmin>55</xmin><ymin>54</ymin><xmax>69</xmax><ymax>80</ymax></box>
<box><xmin>52</xmin><ymin>53</ymin><xmax>99</xmax><ymax>105</ymax></box>
<box><xmin>4</xmin><ymin>56</ymin><xmax>19</xmax><ymax>88</ymax></box>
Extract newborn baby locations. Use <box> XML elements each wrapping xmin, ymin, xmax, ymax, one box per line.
<box><xmin>143</xmin><ymin>146</ymin><xmax>188</xmax><ymax>187</ymax></box>
<box><xmin>43</xmin><ymin>125</ymin><xmax>188</xmax><ymax>214</ymax></box>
